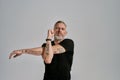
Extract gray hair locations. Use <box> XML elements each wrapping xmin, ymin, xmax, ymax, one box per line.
<box><xmin>54</xmin><ymin>21</ymin><xmax>67</xmax><ymax>28</ymax></box>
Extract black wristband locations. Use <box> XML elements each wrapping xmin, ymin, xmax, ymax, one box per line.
<box><xmin>46</xmin><ymin>39</ymin><xmax>52</xmax><ymax>41</ymax></box>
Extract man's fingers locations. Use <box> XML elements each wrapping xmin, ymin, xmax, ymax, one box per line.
<box><xmin>9</xmin><ymin>55</ymin><xmax>11</xmax><ymax>59</ymax></box>
<box><xmin>50</xmin><ymin>29</ymin><xmax>54</xmax><ymax>34</ymax></box>
<box><xmin>48</xmin><ymin>29</ymin><xmax>54</xmax><ymax>34</ymax></box>
<box><xmin>9</xmin><ymin>51</ymin><xmax>21</xmax><ymax>59</ymax></box>
<box><xmin>13</xmin><ymin>54</ymin><xmax>21</xmax><ymax>58</ymax></box>
<box><xmin>9</xmin><ymin>52</ymin><xmax>14</xmax><ymax>59</ymax></box>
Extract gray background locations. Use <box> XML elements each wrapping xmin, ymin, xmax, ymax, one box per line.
<box><xmin>0</xmin><ymin>0</ymin><xmax>120</xmax><ymax>80</ymax></box>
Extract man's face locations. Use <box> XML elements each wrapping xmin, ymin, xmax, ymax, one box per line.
<box><xmin>54</xmin><ymin>23</ymin><xmax>67</xmax><ymax>40</ymax></box>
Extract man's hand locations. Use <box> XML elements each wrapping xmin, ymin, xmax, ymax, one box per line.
<box><xmin>47</xmin><ymin>29</ymin><xmax>54</xmax><ymax>39</ymax></box>
<box><xmin>9</xmin><ymin>50</ymin><xmax>24</xmax><ymax>59</ymax></box>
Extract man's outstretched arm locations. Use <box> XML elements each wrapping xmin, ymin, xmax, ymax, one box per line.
<box><xmin>9</xmin><ymin>47</ymin><xmax>43</xmax><ymax>59</ymax></box>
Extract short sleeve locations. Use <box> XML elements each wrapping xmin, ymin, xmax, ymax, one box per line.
<box><xmin>59</xmin><ymin>39</ymin><xmax>74</xmax><ymax>52</ymax></box>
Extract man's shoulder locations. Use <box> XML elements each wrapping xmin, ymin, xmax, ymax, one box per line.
<box><xmin>63</xmin><ymin>38</ymin><xmax>74</xmax><ymax>42</ymax></box>
<box><xmin>61</xmin><ymin>38</ymin><xmax>74</xmax><ymax>46</ymax></box>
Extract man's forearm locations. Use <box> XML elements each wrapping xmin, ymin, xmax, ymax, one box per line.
<box><xmin>21</xmin><ymin>47</ymin><xmax>43</xmax><ymax>56</ymax></box>
<box><xmin>43</xmin><ymin>40</ymin><xmax>54</xmax><ymax>64</ymax></box>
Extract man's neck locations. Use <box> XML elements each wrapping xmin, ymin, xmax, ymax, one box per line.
<box><xmin>54</xmin><ymin>39</ymin><xmax>63</xmax><ymax>44</ymax></box>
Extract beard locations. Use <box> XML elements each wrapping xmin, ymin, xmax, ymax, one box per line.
<box><xmin>54</xmin><ymin>35</ymin><xmax>64</xmax><ymax>41</ymax></box>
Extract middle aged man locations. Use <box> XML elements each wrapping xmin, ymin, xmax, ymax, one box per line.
<box><xmin>9</xmin><ymin>21</ymin><xmax>74</xmax><ymax>80</ymax></box>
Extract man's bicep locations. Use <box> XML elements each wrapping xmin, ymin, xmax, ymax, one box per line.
<box><xmin>52</xmin><ymin>45</ymin><xmax>66</xmax><ymax>54</ymax></box>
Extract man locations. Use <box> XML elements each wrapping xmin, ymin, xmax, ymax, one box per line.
<box><xmin>9</xmin><ymin>21</ymin><xmax>74</xmax><ymax>80</ymax></box>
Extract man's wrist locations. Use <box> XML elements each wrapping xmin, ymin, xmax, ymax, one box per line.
<box><xmin>46</xmin><ymin>38</ymin><xmax>52</xmax><ymax>41</ymax></box>
<box><xmin>21</xmin><ymin>49</ymin><xmax>27</xmax><ymax>53</ymax></box>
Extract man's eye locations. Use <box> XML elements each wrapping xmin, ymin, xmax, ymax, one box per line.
<box><xmin>55</xmin><ymin>28</ymin><xmax>59</xmax><ymax>29</ymax></box>
<box><xmin>62</xmin><ymin>28</ymin><xmax>65</xmax><ymax>30</ymax></box>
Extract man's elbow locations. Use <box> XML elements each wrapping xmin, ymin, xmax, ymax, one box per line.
<box><xmin>44</xmin><ymin>58</ymin><xmax>52</xmax><ymax>64</ymax></box>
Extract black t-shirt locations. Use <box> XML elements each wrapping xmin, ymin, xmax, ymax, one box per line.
<box><xmin>42</xmin><ymin>39</ymin><xmax>74</xmax><ymax>80</ymax></box>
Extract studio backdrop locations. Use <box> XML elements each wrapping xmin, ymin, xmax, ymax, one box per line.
<box><xmin>0</xmin><ymin>0</ymin><xmax>120</xmax><ymax>80</ymax></box>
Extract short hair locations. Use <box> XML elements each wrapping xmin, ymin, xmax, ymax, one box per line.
<box><xmin>54</xmin><ymin>21</ymin><xmax>67</xmax><ymax>28</ymax></box>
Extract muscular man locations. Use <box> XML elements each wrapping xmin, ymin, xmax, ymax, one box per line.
<box><xmin>9</xmin><ymin>21</ymin><xmax>74</xmax><ymax>80</ymax></box>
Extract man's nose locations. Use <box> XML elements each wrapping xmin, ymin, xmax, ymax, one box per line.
<box><xmin>58</xmin><ymin>28</ymin><xmax>62</xmax><ymax>32</ymax></box>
